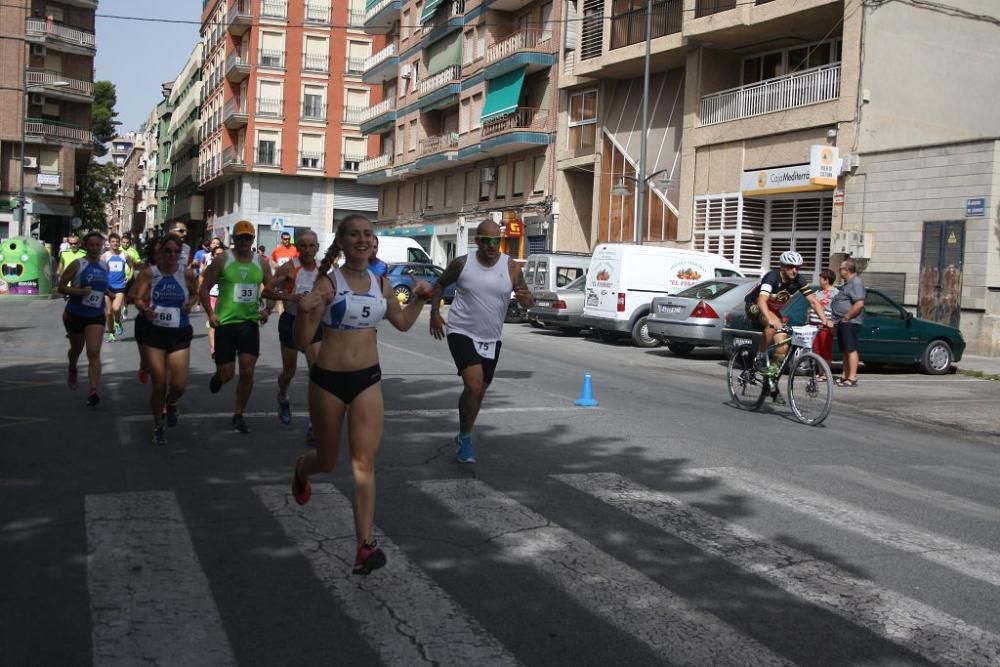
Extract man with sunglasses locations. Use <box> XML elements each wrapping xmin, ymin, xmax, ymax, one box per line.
<box><xmin>199</xmin><ymin>220</ymin><xmax>274</xmax><ymax>434</ymax></box>
<box><xmin>168</xmin><ymin>222</ymin><xmax>194</xmax><ymax>269</ymax></box>
<box><xmin>57</xmin><ymin>235</ymin><xmax>85</xmax><ymax>276</ymax></box>
<box><xmin>429</xmin><ymin>220</ymin><xmax>533</xmax><ymax>464</ymax></box>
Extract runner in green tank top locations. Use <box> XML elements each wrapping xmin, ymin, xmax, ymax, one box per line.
<box><xmin>199</xmin><ymin>221</ymin><xmax>274</xmax><ymax>433</ymax></box>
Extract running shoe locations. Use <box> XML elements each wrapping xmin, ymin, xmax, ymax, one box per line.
<box><xmin>291</xmin><ymin>456</ymin><xmax>311</xmax><ymax>506</ymax></box>
<box><xmin>123</xmin><ymin>305</ymin><xmax>129</xmax><ymax>320</ymax></box>
<box><xmin>305</xmin><ymin>424</ymin><xmax>316</xmax><ymax>447</ymax></box>
<box><xmin>114</xmin><ymin>323</ymin><xmax>124</xmax><ymax>338</ymax></box>
<box><xmin>105</xmin><ymin>332</ymin><xmax>116</xmax><ymax>343</ymax></box>
<box><xmin>209</xmin><ymin>373</ymin><xmax>222</xmax><ymax>394</ymax></box>
<box><xmin>166</xmin><ymin>404</ymin><xmax>179</xmax><ymax>428</ymax></box>
<box><xmin>455</xmin><ymin>435</ymin><xmax>476</xmax><ymax>464</ymax></box>
<box><xmin>138</xmin><ymin>368</ymin><xmax>149</xmax><ymax>384</ymax></box>
<box><xmin>153</xmin><ymin>425</ymin><xmax>167</xmax><ymax>446</ymax></box>
<box><xmin>277</xmin><ymin>395</ymin><xmax>292</xmax><ymax>425</ymax></box>
<box><xmin>232</xmin><ymin>414</ymin><xmax>250</xmax><ymax>434</ymax></box>
<box><xmin>67</xmin><ymin>367</ymin><xmax>79</xmax><ymax>390</ymax></box>
<box><xmin>87</xmin><ymin>390</ymin><xmax>100</xmax><ymax>407</ymax></box>
<box><xmin>352</xmin><ymin>540</ymin><xmax>387</xmax><ymax>576</ymax></box>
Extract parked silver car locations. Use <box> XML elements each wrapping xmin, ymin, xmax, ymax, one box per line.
<box><xmin>527</xmin><ymin>275</ymin><xmax>588</xmax><ymax>334</ymax></box>
<box><xmin>646</xmin><ymin>278</ymin><xmax>757</xmax><ymax>356</ymax></box>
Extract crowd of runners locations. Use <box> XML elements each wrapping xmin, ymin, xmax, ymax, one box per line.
<box><xmin>54</xmin><ymin>215</ymin><xmax>534</xmax><ymax>575</ymax></box>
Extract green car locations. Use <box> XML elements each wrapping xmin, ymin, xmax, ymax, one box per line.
<box><xmin>721</xmin><ymin>287</ymin><xmax>965</xmax><ymax>375</ymax></box>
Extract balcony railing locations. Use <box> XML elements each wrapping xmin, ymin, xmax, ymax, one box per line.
<box><xmin>360</xmin><ymin>98</ymin><xmax>395</xmax><ymax>123</ymax></box>
<box><xmin>305</xmin><ymin>2</ymin><xmax>332</xmax><ymax>23</ymax></box>
<box><xmin>302</xmin><ymin>53</ymin><xmax>330</xmax><ymax>73</ymax></box>
<box><xmin>24</xmin><ymin>118</ymin><xmax>92</xmax><ymax>144</ymax></box>
<box><xmin>25</xmin><ymin>70</ymin><xmax>93</xmax><ymax>97</ymax></box>
<box><xmin>699</xmin><ymin>63</ymin><xmax>841</xmax><ymax>126</ymax></box>
<box><xmin>418</xmin><ymin>65</ymin><xmax>461</xmax><ymax>97</ymax></box>
<box><xmin>261</xmin><ymin>0</ymin><xmax>288</xmax><ymax>19</ymax></box>
<box><xmin>227</xmin><ymin>1</ymin><xmax>253</xmax><ymax>28</ymax></box>
<box><xmin>348</xmin><ymin>9</ymin><xmax>366</xmax><ymax>26</ymax></box>
<box><xmin>343</xmin><ymin>105</ymin><xmax>365</xmax><ymax>124</ymax></box>
<box><xmin>695</xmin><ymin>0</ymin><xmax>737</xmax><ymax>18</ymax></box>
<box><xmin>365</xmin><ymin>0</ymin><xmax>395</xmax><ymax>22</ymax></box>
<box><xmin>259</xmin><ymin>49</ymin><xmax>285</xmax><ymax>69</ymax></box>
<box><xmin>299</xmin><ymin>151</ymin><xmax>324</xmax><ymax>169</ymax></box>
<box><xmin>482</xmin><ymin>107</ymin><xmax>547</xmax><ymax>137</ymax></box>
<box><xmin>346</xmin><ymin>57</ymin><xmax>367</xmax><ymax>75</ymax></box>
<box><xmin>225</xmin><ymin>52</ymin><xmax>251</xmax><ymax>76</ymax></box>
<box><xmin>301</xmin><ymin>101</ymin><xmax>327</xmax><ymax>121</ymax></box>
<box><xmin>610</xmin><ymin>0</ymin><xmax>682</xmax><ymax>50</ymax></box>
<box><xmin>364</xmin><ymin>41</ymin><xmax>398</xmax><ymax>72</ymax></box>
<box><xmin>224</xmin><ymin>98</ymin><xmax>247</xmax><ymax>117</ymax></box>
<box><xmin>25</xmin><ymin>18</ymin><xmax>96</xmax><ymax>49</ymax></box>
<box><xmin>257</xmin><ymin>97</ymin><xmax>284</xmax><ymax>117</ymax></box>
<box><xmin>342</xmin><ymin>155</ymin><xmax>365</xmax><ymax>172</ymax></box>
<box><xmin>419</xmin><ymin>132</ymin><xmax>459</xmax><ymax>156</ymax></box>
<box><xmin>360</xmin><ymin>154</ymin><xmax>393</xmax><ymax>172</ymax></box>
<box><xmin>255</xmin><ymin>146</ymin><xmax>281</xmax><ymax>167</ymax></box>
<box><xmin>485</xmin><ymin>30</ymin><xmax>550</xmax><ymax>66</ymax></box>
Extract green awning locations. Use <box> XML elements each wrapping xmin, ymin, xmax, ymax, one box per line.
<box><xmin>481</xmin><ymin>67</ymin><xmax>527</xmax><ymax>123</ymax></box>
<box><xmin>420</xmin><ymin>0</ymin><xmax>443</xmax><ymax>23</ymax></box>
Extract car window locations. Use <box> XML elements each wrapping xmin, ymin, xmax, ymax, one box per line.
<box><xmin>715</xmin><ymin>268</ymin><xmax>742</xmax><ymax>278</ymax></box>
<box><xmin>676</xmin><ymin>281</ymin><xmax>737</xmax><ymax>300</ymax></box>
<box><xmin>536</xmin><ymin>262</ymin><xmax>548</xmax><ymax>288</ymax></box>
<box><xmin>427</xmin><ymin>265</ymin><xmax>444</xmax><ymax>278</ymax></box>
<box><xmin>864</xmin><ymin>290</ymin><xmax>902</xmax><ymax>320</ymax></box>
<box><xmin>524</xmin><ymin>261</ymin><xmax>536</xmax><ymax>285</ymax></box>
<box><xmin>565</xmin><ymin>275</ymin><xmax>586</xmax><ymax>291</ymax></box>
<box><xmin>555</xmin><ymin>266</ymin><xmax>585</xmax><ymax>287</ymax></box>
<box><xmin>407</xmin><ymin>247</ymin><xmax>431</xmax><ymax>263</ymax></box>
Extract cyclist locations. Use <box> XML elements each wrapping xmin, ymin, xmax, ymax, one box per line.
<box><xmin>744</xmin><ymin>250</ymin><xmax>831</xmax><ymax>373</ymax></box>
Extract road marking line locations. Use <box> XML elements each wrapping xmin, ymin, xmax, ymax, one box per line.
<box><xmin>555</xmin><ymin>472</ymin><xmax>1000</xmax><ymax>667</ymax></box>
<box><xmin>0</xmin><ymin>415</ymin><xmax>49</xmax><ymax>428</ymax></box>
<box><xmin>818</xmin><ymin>465</ymin><xmax>1000</xmax><ymax>521</ymax></box>
<box><xmin>689</xmin><ymin>467</ymin><xmax>1000</xmax><ymax>587</ymax></box>
<box><xmin>913</xmin><ymin>465</ymin><xmax>1000</xmax><ymax>489</ymax></box>
<box><xmin>253</xmin><ymin>483</ymin><xmax>521</xmax><ymax>667</ymax></box>
<box><xmin>86</xmin><ymin>491</ymin><xmax>236</xmax><ymax>666</ymax></box>
<box><xmin>413</xmin><ymin>478</ymin><xmax>793</xmax><ymax>666</ymax></box>
<box><xmin>119</xmin><ymin>406</ymin><xmax>587</xmax><ymax>423</ymax></box>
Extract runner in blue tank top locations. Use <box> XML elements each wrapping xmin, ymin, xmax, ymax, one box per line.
<box><xmin>101</xmin><ymin>232</ymin><xmax>132</xmax><ymax>342</ymax></box>
<box><xmin>58</xmin><ymin>231</ymin><xmax>110</xmax><ymax>407</ymax></box>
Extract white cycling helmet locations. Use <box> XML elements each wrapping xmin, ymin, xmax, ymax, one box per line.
<box><xmin>779</xmin><ymin>250</ymin><xmax>803</xmax><ymax>267</ymax></box>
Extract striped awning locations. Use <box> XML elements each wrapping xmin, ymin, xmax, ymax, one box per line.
<box><xmin>420</xmin><ymin>0</ymin><xmax>443</xmax><ymax>24</ymax></box>
<box><xmin>481</xmin><ymin>67</ymin><xmax>526</xmax><ymax>123</ymax></box>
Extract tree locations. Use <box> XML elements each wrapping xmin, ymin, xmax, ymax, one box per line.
<box><xmin>80</xmin><ymin>160</ymin><xmax>120</xmax><ymax>231</ymax></box>
<box><xmin>91</xmin><ymin>80</ymin><xmax>118</xmax><ymax>157</ymax></box>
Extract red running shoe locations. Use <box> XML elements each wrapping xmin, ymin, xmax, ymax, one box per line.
<box><xmin>291</xmin><ymin>456</ymin><xmax>311</xmax><ymax>506</ymax></box>
<box><xmin>67</xmin><ymin>367</ymin><xmax>79</xmax><ymax>390</ymax></box>
<box><xmin>138</xmin><ymin>368</ymin><xmax>149</xmax><ymax>384</ymax></box>
<box><xmin>353</xmin><ymin>540</ymin><xmax>387</xmax><ymax>575</ymax></box>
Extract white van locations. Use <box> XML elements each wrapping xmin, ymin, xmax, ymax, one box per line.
<box><xmin>374</xmin><ymin>236</ymin><xmax>432</xmax><ymax>264</ymax></box>
<box><xmin>582</xmin><ymin>244</ymin><xmax>743</xmax><ymax>347</ymax></box>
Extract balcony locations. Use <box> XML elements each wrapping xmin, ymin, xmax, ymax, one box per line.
<box><xmin>348</xmin><ymin>9</ymin><xmax>366</xmax><ymax>27</ymax></box>
<box><xmin>25</xmin><ymin>70</ymin><xmax>93</xmax><ymax>101</ymax></box>
<box><xmin>481</xmin><ymin>108</ymin><xmax>551</xmax><ymax>155</ymax></box>
<box><xmin>257</xmin><ymin>97</ymin><xmax>284</xmax><ymax>118</ymax></box>
<box><xmin>415</xmin><ymin>132</ymin><xmax>459</xmax><ymax>172</ymax></box>
<box><xmin>418</xmin><ymin>65</ymin><xmax>461</xmax><ymax>111</ymax></box>
<box><xmin>299</xmin><ymin>151</ymin><xmax>324</xmax><ymax>170</ymax></box>
<box><xmin>364</xmin><ymin>0</ymin><xmax>401</xmax><ymax>35</ymax></box>
<box><xmin>343</xmin><ymin>105</ymin><xmax>365</xmax><ymax>124</ymax></box>
<box><xmin>685</xmin><ymin>0</ymin><xmax>842</xmax><ymax>48</ymax></box>
<box><xmin>225</xmin><ymin>53</ymin><xmax>251</xmax><ymax>82</ymax></box>
<box><xmin>223</xmin><ymin>98</ymin><xmax>248</xmax><ymax>129</ymax></box>
<box><xmin>346</xmin><ymin>57</ymin><xmax>367</xmax><ymax>76</ymax></box>
<box><xmin>24</xmin><ymin>118</ymin><xmax>93</xmax><ymax>145</ymax></box>
<box><xmin>199</xmin><ymin>146</ymin><xmax>246</xmax><ymax>187</ymax></box>
<box><xmin>301</xmin><ymin>101</ymin><xmax>327</xmax><ymax>122</ymax></box>
<box><xmin>227</xmin><ymin>1</ymin><xmax>253</xmax><ymax>35</ymax></box>
<box><xmin>363</xmin><ymin>41</ymin><xmax>399</xmax><ymax>84</ymax></box>
<box><xmin>259</xmin><ymin>49</ymin><xmax>286</xmax><ymax>70</ymax></box>
<box><xmin>695</xmin><ymin>0</ymin><xmax>737</xmax><ymax>18</ymax></box>
<box><xmin>305</xmin><ymin>2</ymin><xmax>332</xmax><ymax>24</ymax></box>
<box><xmin>342</xmin><ymin>154</ymin><xmax>365</xmax><ymax>173</ymax></box>
<box><xmin>484</xmin><ymin>31</ymin><xmax>557</xmax><ymax>80</ymax></box>
<box><xmin>302</xmin><ymin>53</ymin><xmax>330</xmax><ymax>73</ymax></box>
<box><xmin>575</xmin><ymin>0</ymin><xmax>685</xmax><ymax>78</ymax></box>
<box><xmin>358</xmin><ymin>153</ymin><xmax>395</xmax><ymax>184</ymax></box>
<box><xmin>610</xmin><ymin>0</ymin><xmax>682</xmax><ymax>50</ymax></box>
<box><xmin>25</xmin><ymin>18</ymin><xmax>96</xmax><ymax>55</ymax></box>
<box><xmin>699</xmin><ymin>63</ymin><xmax>841</xmax><ymax>126</ymax></box>
<box><xmin>421</xmin><ymin>0</ymin><xmax>465</xmax><ymax>47</ymax></box>
<box><xmin>260</xmin><ymin>0</ymin><xmax>288</xmax><ymax>20</ymax></box>
<box><xmin>360</xmin><ymin>99</ymin><xmax>397</xmax><ymax>134</ymax></box>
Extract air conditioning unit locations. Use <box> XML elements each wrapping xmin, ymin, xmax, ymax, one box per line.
<box><xmin>31</xmin><ymin>44</ymin><xmax>45</xmax><ymax>57</ymax></box>
<box><xmin>400</xmin><ymin>63</ymin><xmax>412</xmax><ymax>78</ymax></box>
<box><xmin>22</xmin><ymin>157</ymin><xmax>38</xmax><ymax>169</ymax></box>
<box><xmin>29</xmin><ymin>94</ymin><xmax>45</xmax><ymax>105</ymax></box>
<box><xmin>481</xmin><ymin>167</ymin><xmax>496</xmax><ymax>183</ymax></box>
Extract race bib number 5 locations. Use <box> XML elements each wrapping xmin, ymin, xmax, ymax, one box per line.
<box><xmin>153</xmin><ymin>306</ymin><xmax>181</xmax><ymax>328</ymax></box>
<box><xmin>234</xmin><ymin>283</ymin><xmax>258</xmax><ymax>303</ymax></box>
<box><xmin>475</xmin><ymin>340</ymin><xmax>497</xmax><ymax>360</ymax></box>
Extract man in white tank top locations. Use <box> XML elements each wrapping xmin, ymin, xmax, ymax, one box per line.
<box><xmin>429</xmin><ymin>220</ymin><xmax>534</xmax><ymax>464</ymax></box>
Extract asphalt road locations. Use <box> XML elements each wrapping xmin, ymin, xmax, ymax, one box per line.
<box><xmin>2</xmin><ymin>299</ymin><xmax>999</xmax><ymax>666</ymax></box>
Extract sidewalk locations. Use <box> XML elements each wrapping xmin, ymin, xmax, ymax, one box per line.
<box><xmin>955</xmin><ymin>354</ymin><xmax>1000</xmax><ymax>378</ymax></box>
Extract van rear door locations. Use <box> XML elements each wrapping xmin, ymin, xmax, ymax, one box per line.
<box><xmin>584</xmin><ymin>246</ymin><xmax>623</xmax><ymax>317</ymax></box>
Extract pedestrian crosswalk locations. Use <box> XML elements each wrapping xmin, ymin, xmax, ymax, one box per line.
<box><xmin>82</xmin><ymin>465</ymin><xmax>1000</xmax><ymax>666</ymax></box>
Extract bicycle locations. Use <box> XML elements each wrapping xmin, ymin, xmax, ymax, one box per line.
<box><xmin>726</xmin><ymin>324</ymin><xmax>833</xmax><ymax>426</ymax></box>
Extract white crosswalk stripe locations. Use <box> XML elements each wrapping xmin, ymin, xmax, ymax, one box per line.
<box><xmin>413</xmin><ymin>478</ymin><xmax>794</xmax><ymax>667</ymax></box>
<box><xmin>253</xmin><ymin>483</ymin><xmax>521</xmax><ymax>667</ymax></box>
<box><xmin>85</xmin><ymin>491</ymin><xmax>237</xmax><ymax>667</ymax></box>
<box><xmin>554</xmin><ymin>472</ymin><xmax>1000</xmax><ymax>667</ymax></box>
<box><xmin>687</xmin><ymin>467</ymin><xmax>1000</xmax><ymax>587</ymax></box>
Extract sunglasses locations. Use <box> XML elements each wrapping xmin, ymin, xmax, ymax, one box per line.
<box><xmin>477</xmin><ymin>236</ymin><xmax>502</xmax><ymax>246</ymax></box>
<box><xmin>172</xmin><ymin>229</ymin><xmax>187</xmax><ymax>234</ymax></box>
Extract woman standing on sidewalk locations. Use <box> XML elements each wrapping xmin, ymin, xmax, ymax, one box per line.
<box><xmin>810</xmin><ymin>269</ymin><xmax>838</xmax><ymax>377</ymax></box>
<box><xmin>130</xmin><ymin>234</ymin><xmax>199</xmax><ymax>445</ymax></box>
<box><xmin>58</xmin><ymin>231</ymin><xmax>109</xmax><ymax>407</ymax></box>
<box><xmin>289</xmin><ymin>215</ymin><xmax>433</xmax><ymax>575</ymax></box>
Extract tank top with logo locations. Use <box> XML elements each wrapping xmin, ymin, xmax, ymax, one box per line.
<box><xmin>66</xmin><ymin>258</ymin><xmax>109</xmax><ymax>318</ymax></box>
<box><xmin>214</xmin><ymin>251</ymin><xmax>265</xmax><ymax>325</ymax></box>
<box><xmin>149</xmin><ymin>266</ymin><xmax>191</xmax><ymax>329</ymax></box>
<box><xmin>446</xmin><ymin>253</ymin><xmax>512</xmax><ymax>343</ymax></box>
<box><xmin>103</xmin><ymin>251</ymin><xmax>129</xmax><ymax>289</ymax></box>
<box><xmin>284</xmin><ymin>258</ymin><xmax>319</xmax><ymax>317</ymax></box>
<box><xmin>322</xmin><ymin>267</ymin><xmax>386</xmax><ymax>330</ymax></box>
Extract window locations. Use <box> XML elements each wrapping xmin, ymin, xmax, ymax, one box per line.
<box><xmin>479</xmin><ymin>168</ymin><xmax>491</xmax><ymax>201</ymax></box>
<box><xmin>471</xmin><ymin>92</ymin><xmax>483</xmax><ymax>129</ymax></box>
<box><xmin>347</xmin><ymin>40</ymin><xmax>370</xmax><ymax>75</ymax></box>
<box><xmin>39</xmin><ymin>149</ymin><xmax>59</xmax><ymax>172</ymax></box>
<box><xmin>742</xmin><ymin>39</ymin><xmax>842</xmax><ymax>85</ymax></box>
<box><xmin>402</xmin><ymin>9</ymin><xmax>410</xmax><ymax>39</ymax></box>
<box><xmin>412</xmin><ymin>182</ymin><xmax>420</xmax><ymax>211</ymax></box>
<box><xmin>568</xmin><ymin>89</ymin><xmax>597</xmax><ymax>150</ymax></box>
<box><xmin>303</xmin><ymin>36</ymin><xmax>329</xmax><ymax>72</ymax></box>
<box><xmin>408</xmin><ymin>119</ymin><xmax>418</xmax><ymax>151</ymax></box>
<box><xmin>302</xmin><ymin>84</ymin><xmax>326</xmax><ymax>120</ymax></box>
<box><xmin>540</xmin><ymin>3</ymin><xmax>553</xmax><ymax>41</ymax></box>
<box><xmin>463</xmin><ymin>29</ymin><xmax>474</xmax><ymax>64</ymax></box>
<box><xmin>533</xmin><ymin>155</ymin><xmax>546</xmax><ymax>194</ymax></box>
<box><xmin>512</xmin><ymin>160</ymin><xmax>525</xmax><ymax>197</ymax></box>
<box><xmin>300</xmin><ymin>133</ymin><xmax>323</xmax><ymax>169</ymax></box>
<box><xmin>555</xmin><ymin>266</ymin><xmax>585</xmax><ymax>287</ymax></box>
<box><xmin>459</xmin><ymin>97</ymin><xmax>471</xmax><ymax>133</ymax></box>
<box><xmin>495</xmin><ymin>164</ymin><xmax>507</xmax><ymax>200</ymax></box>
<box><xmin>260</xmin><ymin>32</ymin><xmax>285</xmax><ymax>68</ymax></box>
<box><xmin>444</xmin><ymin>175</ymin><xmax>456</xmax><ymax>207</ymax></box>
<box><xmin>257</xmin><ymin>80</ymin><xmax>283</xmax><ymax>117</ymax></box>
<box><xmin>476</xmin><ymin>25</ymin><xmax>485</xmax><ymax>59</ymax></box>
<box><xmin>342</xmin><ymin>136</ymin><xmax>366</xmax><ymax>171</ymax></box>
<box><xmin>396</xmin><ymin>125</ymin><xmax>405</xmax><ymax>155</ymax></box>
<box><xmin>257</xmin><ymin>131</ymin><xmax>279</xmax><ymax>166</ymax></box>
<box><xmin>425</xmin><ymin>177</ymin><xmax>434</xmax><ymax>209</ymax></box>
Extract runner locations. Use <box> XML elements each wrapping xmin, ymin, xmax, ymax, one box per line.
<box><xmin>57</xmin><ymin>235</ymin><xmax>85</xmax><ymax>276</ymax></box>
<box><xmin>203</xmin><ymin>245</ymin><xmax>226</xmax><ymax>359</ymax></box>
<box><xmin>270</xmin><ymin>231</ymin><xmax>299</xmax><ymax>268</ymax></box>
<box><xmin>199</xmin><ymin>220</ymin><xmax>273</xmax><ymax>434</ymax></box>
<box><xmin>368</xmin><ymin>237</ymin><xmax>389</xmax><ymax>278</ymax></box>
<box><xmin>428</xmin><ymin>220</ymin><xmax>534</xmax><ymax>464</ymax></box>
<box><xmin>130</xmin><ymin>234</ymin><xmax>199</xmax><ymax>445</ymax></box>
<box><xmin>121</xmin><ymin>234</ymin><xmax>142</xmax><ymax>321</ymax></box>
<box><xmin>167</xmin><ymin>221</ymin><xmax>194</xmax><ymax>269</ymax></box>
<box><xmin>101</xmin><ymin>233</ymin><xmax>131</xmax><ymax>342</ymax></box>
<box><xmin>289</xmin><ymin>214</ymin><xmax>433</xmax><ymax>575</ymax></box>
<box><xmin>262</xmin><ymin>229</ymin><xmax>322</xmax><ymax>428</ymax></box>
<box><xmin>57</xmin><ymin>231</ymin><xmax>110</xmax><ymax>407</ymax></box>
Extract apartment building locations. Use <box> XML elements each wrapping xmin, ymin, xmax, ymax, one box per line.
<box><xmin>166</xmin><ymin>44</ymin><xmax>206</xmax><ymax>238</ymax></box>
<box><xmin>0</xmin><ymin>0</ymin><xmax>96</xmax><ymax>242</ymax></box>
<box><xmin>139</xmin><ymin>108</ymin><xmax>159</xmax><ymax>232</ymax></box>
<box><xmin>108</xmin><ymin>140</ymin><xmax>145</xmax><ymax>238</ymax></box>
<box><xmin>153</xmin><ymin>82</ymin><xmax>174</xmax><ymax>229</ymax></box>
<box><xmin>357</xmin><ymin>0</ymin><xmax>562</xmax><ymax>264</ymax></box>
<box><xmin>555</xmin><ymin>0</ymin><xmax>1000</xmax><ymax>354</ymax></box>
<box><xmin>198</xmin><ymin>0</ymin><xmax>380</xmax><ymax>248</ymax></box>
<box><xmin>110</xmin><ymin>135</ymin><xmax>137</xmax><ymax>167</ymax></box>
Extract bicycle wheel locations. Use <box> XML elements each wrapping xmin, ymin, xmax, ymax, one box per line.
<box><xmin>787</xmin><ymin>351</ymin><xmax>833</xmax><ymax>425</ymax></box>
<box><xmin>727</xmin><ymin>344</ymin><xmax>768</xmax><ymax>410</ymax></box>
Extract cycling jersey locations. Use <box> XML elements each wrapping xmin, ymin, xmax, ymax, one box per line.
<box><xmin>745</xmin><ymin>269</ymin><xmax>812</xmax><ymax>313</ymax></box>
<box><xmin>323</xmin><ymin>267</ymin><xmax>386</xmax><ymax>330</ymax></box>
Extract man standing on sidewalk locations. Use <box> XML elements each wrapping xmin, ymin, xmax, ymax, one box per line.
<box><xmin>429</xmin><ymin>221</ymin><xmax>533</xmax><ymax>463</ymax></box>
<box><xmin>831</xmin><ymin>258</ymin><xmax>866</xmax><ymax>387</ymax></box>
<box><xmin>199</xmin><ymin>220</ymin><xmax>273</xmax><ymax>433</ymax></box>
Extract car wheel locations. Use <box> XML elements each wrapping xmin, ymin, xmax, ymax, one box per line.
<box><xmin>393</xmin><ymin>285</ymin><xmax>412</xmax><ymax>304</ymax></box>
<box><xmin>667</xmin><ymin>342</ymin><xmax>695</xmax><ymax>357</ymax></box>
<box><xmin>630</xmin><ymin>316</ymin><xmax>661</xmax><ymax>348</ymax></box>
<box><xmin>919</xmin><ymin>340</ymin><xmax>953</xmax><ymax>375</ymax></box>
<box><xmin>597</xmin><ymin>329</ymin><xmax>618</xmax><ymax>343</ymax></box>
<box><xmin>505</xmin><ymin>301</ymin><xmax>526</xmax><ymax>323</ymax></box>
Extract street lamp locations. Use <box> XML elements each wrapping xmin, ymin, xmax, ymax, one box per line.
<box><xmin>17</xmin><ymin>77</ymin><xmax>69</xmax><ymax>237</ymax></box>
